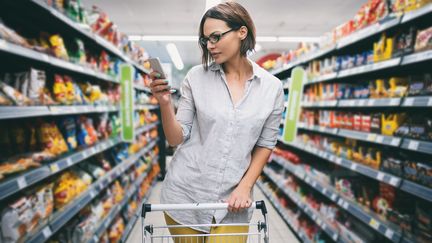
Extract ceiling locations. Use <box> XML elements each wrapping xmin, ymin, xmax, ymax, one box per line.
<box><xmin>84</xmin><ymin>0</ymin><xmax>366</xmax><ymax>66</ymax></box>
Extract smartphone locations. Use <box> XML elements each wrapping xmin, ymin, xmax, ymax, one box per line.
<box><xmin>148</xmin><ymin>57</ymin><xmax>176</xmax><ymax>93</ymax></box>
<box><xmin>148</xmin><ymin>57</ymin><xmax>166</xmax><ymax>79</ymax></box>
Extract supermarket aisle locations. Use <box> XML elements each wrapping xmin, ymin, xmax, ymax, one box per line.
<box><xmin>125</xmin><ymin>181</ymin><xmax>299</xmax><ymax>243</ymax></box>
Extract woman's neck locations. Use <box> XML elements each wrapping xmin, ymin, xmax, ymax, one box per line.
<box><xmin>222</xmin><ymin>55</ymin><xmax>253</xmax><ymax>80</ymax></box>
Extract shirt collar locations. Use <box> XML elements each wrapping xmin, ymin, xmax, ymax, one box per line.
<box><xmin>209</xmin><ymin>58</ymin><xmax>262</xmax><ymax>81</ymax></box>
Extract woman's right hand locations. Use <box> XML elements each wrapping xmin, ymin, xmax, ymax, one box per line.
<box><xmin>149</xmin><ymin>72</ymin><xmax>172</xmax><ymax>106</ymax></box>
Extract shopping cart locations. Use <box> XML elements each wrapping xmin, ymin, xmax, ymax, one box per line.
<box><xmin>141</xmin><ymin>201</ymin><xmax>269</xmax><ymax>243</ymax></box>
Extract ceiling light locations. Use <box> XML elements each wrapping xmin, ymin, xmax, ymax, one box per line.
<box><xmin>166</xmin><ymin>43</ymin><xmax>184</xmax><ymax>70</ymax></box>
<box><xmin>278</xmin><ymin>37</ymin><xmax>320</xmax><ymax>43</ymax></box>
<box><xmin>139</xmin><ymin>35</ymin><xmax>197</xmax><ymax>42</ymax></box>
<box><xmin>128</xmin><ymin>35</ymin><xmax>142</xmax><ymax>41</ymax></box>
<box><xmin>256</xmin><ymin>36</ymin><xmax>278</xmax><ymax>42</ymax></box>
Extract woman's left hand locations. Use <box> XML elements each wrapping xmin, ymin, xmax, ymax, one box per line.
<box><xmin>226</xmin><ymin>184</ymin><xmax>252</xmax><ymax>213</ymax></box>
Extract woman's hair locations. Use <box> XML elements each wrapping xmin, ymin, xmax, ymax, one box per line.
<box><xmin>199</xmin><ymin>2</ymin><xmax>256</xmax><ymax>70</ymax></box>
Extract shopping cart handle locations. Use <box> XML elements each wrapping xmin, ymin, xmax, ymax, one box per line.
<box><xmin>141</xmin><ymin>200</ymin><xmax>267</xmax><ymax>218</ymax></box>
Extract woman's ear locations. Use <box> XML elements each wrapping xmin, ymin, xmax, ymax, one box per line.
<box><xmin>239</xmin><ymin>26</ymin><xmax>248</xmax><ymax>40</ymax></box>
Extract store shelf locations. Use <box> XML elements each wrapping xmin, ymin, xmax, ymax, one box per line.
<box><xmin>338</xmin><ymin>98</ymin><xmax>401</xmax><ymax>107</ymax></box>
<box><xmin>136</xmin><ymin>122</ymin><xmax>160</xmax><ymax>134</ymax></box>
<box><xmin>256</xmin><ymin>181</ymin><xmax>303</xmax><ymax>241</ymax></box>
<box><xmin>400</xmin><ymin>138</ymin><xmax>432</xmax><ymax>155</ymax></box>
<box><xmin>401</xmin><ymin>3</ymin><xmax>432</xmax><ymax>23</ymax></box>
<box><xmin>401</xmin><ymin>96</ymin><xmax>432</xmax><ymax>107</ymax></box>
<box><xmin>265</xmin><ymin>160</ymin><xmax>403</xmax><ymax>243</ymax></box>
<box><xmin>279</xmin><ymin>139</ymin><xmax>432</xmax><ymax>203</ymax></box>
<box><xmin>308</xmin><ymin>72</ymin><xmax>338</xmax><ymax>84</ymax></box>
<box><xmin>0</xmin><ymin>137</ymin><xmax>119</xmax><ymax>201</ymax></box>
<box><xmin>262</xmin><ymin>168</ymin><xmax>340</xmax><ymax>242</ymax></box>
<box><xmin>29</xmin><ymin>0</ymin><xmax>151</xmax><ymax>75</ymax></box>
<box><xmin>338</xmin><ymin>58</ymin><xmax>402</xmax><ymax>78</ymax></box>
<box><xmin>298</xmin><ymin>123</ymin><xmax>339</xmax><ymax>135</ymax></box>
<box><xmin>302</xmin><ymin>45</ymin><xmax>337</xmax><ymax>64</ymax></box>
<box><xmin>0</xmin><ymin>122</ymin><xmax>159</xmax><ymax>201</ymax></box>
<box><xmin>399</xmin><ymin>179</ymin><xmax>432</xmax><ymax>202</ymax></box>
<box><xmin>25</xmin><ymin>140</ymin><xmax>158</xmax><ymax>243</ymax></box>
<box><xmin>0</xmin><ymin>39</ymin><xmax>120</xmax><ymax>83</ymax></box>
<box><xmin>302</xmin><ymin>100</ymin><xmax>338</xmax><ymax>108</ymax></box>
<box><xmin>120</xmin><ymin>169</ymin><xmax>159</xmax><ymax>243</ymax></box>
<box><xmin>401</xmin><ymin>50</ymin><xmax>432</xmax><ymax>65</ymax></box>
<box><xmin>89</xmin><ymin>157</ymin><xmax>159</xmax><ymax>243</ymax></box>
<box><xmin>338</xmin><ymin>129</ymin><xmax>402</xmax><ymax>147</ymax></box>
<box><xmin>0</xmin><ymin>106</ymin><xmax>51</xmax><ymax>119</ymax></box>
<box><xmin>337</xmin><ymin>17</ymin><xmax>401</xmax><ymax>49</ymax></box>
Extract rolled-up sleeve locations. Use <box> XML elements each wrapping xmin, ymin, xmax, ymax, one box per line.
<box><xmin>176</xmin><ymin>74</ymin><xmax>195</xmax><ymax>142</ymax></box>
<box><xmin>256</xmin><ymin>83</ymin><xmax>285</xmax><ymax>149</ymax></box>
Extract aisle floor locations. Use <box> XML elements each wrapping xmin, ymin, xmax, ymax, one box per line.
<box><xmin>125</xmin><ymin>182</ymin><xmax>300</xmax><ymax>243</ymax></box>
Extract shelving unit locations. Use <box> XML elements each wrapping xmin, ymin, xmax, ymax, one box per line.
<box><xmin>272</xmin><ymin>4</ymin><xmax>432</xmax><ymax>80</ymax></box>
<box><xmin>265</xmin><ymin>4</ymin><xmax>432</xmax><ymax>243</ymax></box>
<box><xmin>0</xmin><ymin>1</ymin><xmax>165</xmax><ymax>242</ymax></box>
<box><xmin>267</xmin><ymin>156</ymin><xmax>406</xmax><ymax>243</ymax></box>
<box><xmin>25</xmin><ymin>140</ymin><xmax>159</xmax><ymax>243</ymax></box>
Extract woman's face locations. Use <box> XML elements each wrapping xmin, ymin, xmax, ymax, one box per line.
<box><xmin>203</xmin><ymin>18</ymin><xmax>246</xmax><ymax>64</ymax></box>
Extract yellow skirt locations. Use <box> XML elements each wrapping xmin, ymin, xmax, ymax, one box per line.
<box><xmin>164</xmin><ymin>212</ymin><xmax>249</xmax><ymax>243</ymax></box>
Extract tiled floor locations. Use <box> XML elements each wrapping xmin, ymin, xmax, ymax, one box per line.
<box><xmin>126</xmin><ymin>157</ymin><xmax>299</xmax><ymax>243</ymax></box>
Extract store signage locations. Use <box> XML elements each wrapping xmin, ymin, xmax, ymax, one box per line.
<box><xmin>120</xmin><ymin>64</ymin><xmax>134</xmax><ymax>142</ymax></box>
<box><xmin>282</xmin><ymin>67</ymin><xmax>305</xmax><ymax>142</ymax></box>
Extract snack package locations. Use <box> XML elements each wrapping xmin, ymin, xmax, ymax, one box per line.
<box><xmin>53</xmin><ymin>75</ymin><xmax>67</xmax><ymax>104</ymax></box>
<box><xmin>0</xmin><ymin>90</ymin><xmax>13</xmax><ymax>105</ymax></box>
<box><xmin>408</xmin><ymin>74</ymin><xmax>432</xmax><ymax>96</ymax></box>
<box><xmin>84</xmin><ymin>117</ymin><xmax>98</xmax><ymax>145</ymax></box>
<box><xmin>0</xmin><ymin>81</ymin><xmax>31</xmax><ymax>106</ymax></box>
<box><xmin>27</xmin><ymin>68</ymin><xmax>47</xmax><ymax>104</ymax></box>
<box><xmin>63</xmin><ymin>75</ymin><xmax>76</xmax><ymax>104</ymax></box>
<box><xmin>37</xmin><ymin>121</ymin><xmax>68</xmax><ymax>157</ymax></box>
<box><xmin>49</xmin><ymin>34</ymin><xmax>69</xmax><ymax>60</ymax></box>
<box><xmin>76</xmin><ymin>117</ymin><xmax>91</xmax><ymax>147</ymax></box>
<box><xmin>68</xmin><ymin>38</ymin><xmax>86</xmax><ymax>64</ymax></box>
<box><xmin>78</xmin><ymin>161</ymin><xmax>105</xmax><ymax>180</ymax></box>
<box><xmin>414</xmin><ymin>26</ymin><xmax>432</xmax><ymax>52</ymax></box>
<box><xmin>0</xmin><ymin>197</ymin><xmax>33</xmax><ymax>242</ymax></box>
<box><xmin>95</xmin><ymin>113</ymin><xmax>110</xmax><ymax>139</ymax></box>
<box><xmin>72</xmin><ymin>83</ymin><xmax>87</xmax><ymax>104</ymax></box>
<box><xmin>58</xmin><ymin>117</ymin><xmax>78</xmax><ymax>151</ymax></box>
<box><xmin>34</xmin><ymin>183</ymin><xmax>54</xmax><ymax>221</ymax></box>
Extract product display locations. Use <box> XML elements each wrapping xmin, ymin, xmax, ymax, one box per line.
<box><xmin>0</xmin><ymin>2</ymin><xmax>163</xmax><ymax>243</ymax></box>
<box><xmin>268</xmin><ymin>2</ymin><xmax>432</xmax><ymax>243</ymax></box>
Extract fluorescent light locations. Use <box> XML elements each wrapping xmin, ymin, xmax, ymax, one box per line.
<box><xmin>128</xmin><ymin>35</ymin><xmax>142</xmax><ymax>41</ymax></box>
<box><xmin>278</xmin><ymin>36</ymin><xmax>320</xmax><ymax>43</ymax></box>
<box><xmin>129</xmin><ymin>35</ymin><xmax>320</xmax><ymax>43</ymax></box>
<box><xmin>140</xmin><ymin>35</ymin><xmax>197</xmax><ymax>42</ymax></box>
<box><xmin>257</xmin><ymin>36</ymin><xmax>278</xmax><ymax>42</ymax></box>
<box><xmin>205</xmin><ymin>0</ymin><xmax>220</xmax><ymax>11</ymax></box>
<box><xmin>166</xmin><ymin>43</ymin><xmax>184</xmax><ymax>70</ymax></box>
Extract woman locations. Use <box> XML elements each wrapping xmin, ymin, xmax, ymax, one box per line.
<box><xmin>150</xmin><ymin>2</ymin><xmax>284</xmax><ymax>242</ymax></box>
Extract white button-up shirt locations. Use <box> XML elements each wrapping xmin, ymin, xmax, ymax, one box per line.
<box><xmin>160</xmin><ymin>60</ymin><xmax>284</xmax><ymax>232</ymax></box>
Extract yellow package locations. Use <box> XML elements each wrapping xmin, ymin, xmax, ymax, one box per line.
<box><xmin>388</xmin><ymin>77</ymin><xmax>408</xmax><ymax>97</ymax></box>
<box><xmin>382</xmin><ymin>113</ymin><xmax>407</xmax><ymax>136</ymax></box>
<box><xmin>49</xmin><ymin>34</ymin><xmax>69</xmax><ymax>60</ymax></box>
<box><xmin>373</xmin><ymin>34</ymin><xmax>393</xmax><ymax>62</ymax></box>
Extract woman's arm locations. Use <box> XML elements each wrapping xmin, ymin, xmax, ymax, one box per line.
<box><xmin>150</xmin><ymin>72</ymin><xmax>196</xmax><ymax>147</ymax></box>
<box><xmin>159</xmin><ymin>102</ymin><xmax>184</xmax><ymax>146</ymax></box>
<box><xmin>227</xmin><ymin>146</ymin><xmax>272</xmax><ymax>212</ymax></box>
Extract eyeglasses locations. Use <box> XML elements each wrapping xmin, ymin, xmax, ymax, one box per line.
<box><xmin>199</xmin><ymin>29</ymin><xmax>236</xmax><ymax>46</ymax></box>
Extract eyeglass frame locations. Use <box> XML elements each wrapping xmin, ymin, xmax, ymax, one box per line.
<box><xmin>199</xmin><ymin>27</ymin><xmax>239</xmax><ymax>46</ymax></box>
